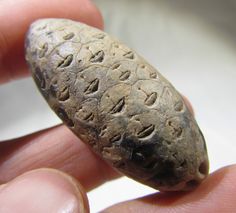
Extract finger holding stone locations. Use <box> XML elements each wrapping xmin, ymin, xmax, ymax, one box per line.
<box><xmin>0</xmin><ymin>168</ymin><xmax>89</xmax><ymax>213</ymax></box>
<box><xmin>0</xmin><ymin>125</ymin><xmax>120</xmax><ymax>191</ymax></box>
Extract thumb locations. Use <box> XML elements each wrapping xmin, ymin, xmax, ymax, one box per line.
<box><xmin>0</xmin><ymin>168</ymin><xmax>89</xmax><ymax>213</ymax></box>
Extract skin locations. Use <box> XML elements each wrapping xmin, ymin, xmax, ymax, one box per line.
<box><xmin>0</xmin><ymin>0</ymin><xmax>235</xmax><ymax>212</ymax></box>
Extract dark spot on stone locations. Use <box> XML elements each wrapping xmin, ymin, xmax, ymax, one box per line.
<box><xmin>120</xmin><ymin>137</ymin><xmax>136</xmax><ymax>150</ymax></box>
<box><xmin>132</xmin><ymin>152</ymin><xmax>145</xmax><ymax>163</ymax></box>
<box><xmin>131</xmin><ymin>144</ymin><xmax>156</xmax><ymax>166</ymax></box>
<box><xmin>186</xmin><ymin>179</ymin><xmax>199</xmax><ymax>188</ymax></box>
<box><xmin>149</xmin><ymin>160</ymin><xmax>176</xmax><ymax>181</ymax></box>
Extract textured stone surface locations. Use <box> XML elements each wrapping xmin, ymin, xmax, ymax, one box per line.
<box><xmin>25</xmin><ymin>18</ymin><xmax>209</xmax><ymax>191</ymax></box>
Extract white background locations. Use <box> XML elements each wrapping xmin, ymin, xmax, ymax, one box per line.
<box><xmin>0</xmin><ymin>0</ymin><xmax>236</xmax><ymax>212</ymax></box>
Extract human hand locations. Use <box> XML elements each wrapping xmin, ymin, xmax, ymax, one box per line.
<box><xmin>0</xmin><ymin>0</ymin><xmax>235</xmax><ymax>212</ymax></box>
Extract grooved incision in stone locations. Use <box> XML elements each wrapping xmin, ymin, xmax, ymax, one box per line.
<box><xmin>78</xmin><ymin>110</ymin><xmax>94</xmax><ymax>122</ymax></box>
<box><xmin>112</xmin><ymin>64</ymin><xmax>121</xmax><ymax>70</ymax></box>
<box><xmin>110</xmin><ymin>134</ymin><xmax>122</xmax><ymax>143</ymax></box>
<box><xmin>119</xmin><ymin>70</ymin><xmax>131</xmax><ymax>81</ymax></box>
<box><xmin>150</xmin><ymin>72</ymin><xmax>157</xmax><ymax>78</ymax></box>
<box><xmin>63</xmin><ymin>32</ymin><xmax>75</xmax><ymax>40</ymax></box>
<box><xmin>137</xmin><ymin>124</ymin><xmax>155</xmax><ymax>138</ymax></box>
<box><xmin>58</xmin><ymin>86</ymin><xmax>69</xmax><ymax>101</ymax></box>
<box><xmin>84</xmin><ymin>112</ymin><xmax>94</xmax><ymax>121</ymax></box>
<box><xmin>123</xmin><ymin>51</ymin><xmax>135</xmax><ymax>59</ymax></box>
<box><xmin>84</xmin><ymin>78</ymin><xmax>99</xmax><ymax>94</ymax></box>
<box><xmin>57</xmin><ymin>54</ymin><xmax>73</xmax><ymax>68</ymax></box>
<box><xmin>174</xmin><ymin>101</ymin><xmax>184</xmax><ymax>112</ymax></box>
<box><xmin>36</xmin><ymin>24</ymin><xmax>47</xmax><ymax>31</ymax></box>
<box><xmin>145</xmin><ymin>92</ymin><xmax>157</xmax><ymax>106</ymax></box>
<box><xmin>99</xmin><ymin>125</ymin><xmax>107</xmax><ymax>137</ymax></box>
<box><xmin>110</xmin><ymin>97</ymin><xmax>125</xmax><ymax>114</ymax></box>
<box><xmin>94</xmin><ymin>33</ymin><xmax>106</xmax><ymax>39</ymax></box>
<box><xmin>75</xmin><ymin>99</ymin><xmax>98</xmax><ymax>124</ymax></box>
<box><xmin>90</xmin><ymin>50</ymin><xmax>104</xmax><ymax>63</ymax></box>
<box><xmin>168</xmin><ymin>120</ymin><xmax>183</xmax><ymax>138</ymax></box>
<box><xmin>26</xmin><ymin>18</ymin><xmax>209</xmax><ymax>192</ymax></box>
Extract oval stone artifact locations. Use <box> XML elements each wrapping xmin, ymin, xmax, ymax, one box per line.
<box><xmin>25</xmin><ymin>18</ymin><xmax>209</xmax><ymax>191</ymax></box>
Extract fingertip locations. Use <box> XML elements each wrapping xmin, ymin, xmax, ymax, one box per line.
<box><xmin>84</xmin><ymin>0</ymin><xmax>104</xmax><ymax>29</ymax></box>
<box><xmin>41</xmin><ymin>168</ymin><xmax>90</xmax><ymax>213</ymax></box>
<box><xmin>0</xmin><ymin>168</ymin><xmax>89</xmax><ymax>213</ymax></box>
<box><xmin>182</xmin><ymin>95</ymin><xmax>194</xmax><ymax>116</ymax></box>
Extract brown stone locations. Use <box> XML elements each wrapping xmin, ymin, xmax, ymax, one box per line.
<box><xmin>25</xmin><ymin>18</ymin><xmax>209</xmax><ymax>191</ymax></box>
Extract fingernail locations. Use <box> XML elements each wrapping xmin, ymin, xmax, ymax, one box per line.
<box><xmin>0</xmin><ymin>169</ymin><xmax>88</xmax><ymax>213</ymax></box>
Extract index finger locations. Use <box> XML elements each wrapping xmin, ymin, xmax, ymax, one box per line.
<box><xmin>0</xmin><ymin>0</ymin><xmax>103</xmax><ymax>84</ymax></box>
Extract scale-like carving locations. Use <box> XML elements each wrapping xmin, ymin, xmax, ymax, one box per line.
<box><xmin>26</xmin><ymin>18</ymin><xmax>209</xmax><ymax>192</ymax></box>
<box><xmin>93</xmin><ymin>33</ymin><xmax>106</xmax><ymax>39</ymax></box>
<box><xmin>89</xmin><ymin>50</ymin><xmax>104</xmax><ymax>63</ymax></box>
<box><xmin>111</xmin><ymin>63</ymin><xmax>121</xmax><ymax>70</ymax></box>
<box><xmin>57</xmin><ymin>54</ymin><xmax>73</xmax><ymax>68</ymax></box>
<box><xmin>99</xmin><ymin>125</ymin><xmax>107</xmax><ymax>137</ymax></box>
<box><xmin>145</xmin><ymin>92</ymin><xmax>157</xmax><ymax>106</ymax></box>
<box><xmin>110</xmin><ymin>97</ymin><xmax>125</xmax><ymax>114</ymax></box>
<box><xmin>174</xmin><ymin>101</ymin><xmax>184</xmax><ymax>112</ymax></box>
<box><xmin>119</xmin><ymin>70</ymin><xmax>131</xmax><ymax>81</ymax></box>
<box><xmin>137</xmin><ymin>124</ymin><xmax>155</xmax><ymax>138</ymax></box>
<box><xmin>58</xmin><ymin>86</ymin><xmax>70</xmax><ymax>101</ymax></box>
<box><xmin>110</xmin><ymin>134</ymin><xmax>122</xmax><ymax>143</ymax></box>
<box><xmin>84</xmin><ymin>78</ymin><xmax>99</xmax><ymax>95</ymax></box>
<box><xmin>63</xmin><ymin>32</ymin><xmax>75</xmax><ymax>40</ymax></box>
<box><xmin>77</xmin><ymin>109</ymin><xmax>94</xmax><ymax>122</ymax></box>
<box><xmin>123</xmin><ymin>51</ymin><xmax>135</xmax><ymax>59</ymax></box>
<box><xmin>75</xmin><ymin>98</ymin><xmax>98</xmax><ymax>125</ymax></box>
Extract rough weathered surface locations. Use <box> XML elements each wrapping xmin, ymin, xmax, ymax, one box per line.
<box><xmin>25</xmin><ymin>18</ymin><xmax>209</xmax><ymax>191</ymax></box>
